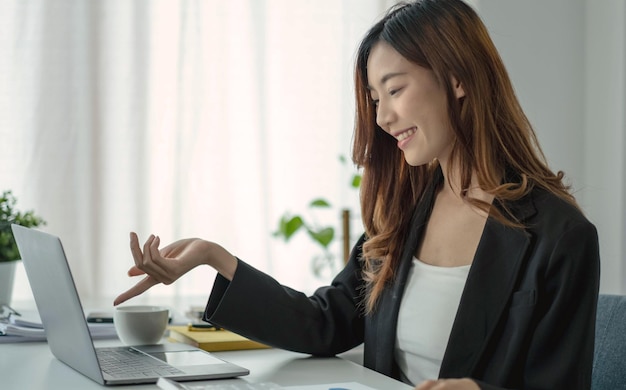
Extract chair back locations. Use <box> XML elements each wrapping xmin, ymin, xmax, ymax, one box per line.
<box><xmin>592</xmin><ymin>294</ymin><xmax>626</xmax><ymax>390</ymax></box>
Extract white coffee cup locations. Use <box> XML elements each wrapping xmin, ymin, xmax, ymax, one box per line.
<box><xmin>113</xmin><ymin>305</ymin><xmax>169</xmax><ymax>345</ymax></box>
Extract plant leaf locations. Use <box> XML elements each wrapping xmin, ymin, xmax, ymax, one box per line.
<box><xmin>309</xmin><ymin>198</ymin><xmax>331</xmax><ymax>208</ymax></box>
<box><xmin>307</xmin><ymin>227</ymin><xmax>334</xmax><ymax>249</ymax></box>
<box><xmin>273</xmin><ymin>215</ymin><xmax>304</xmax><ymax>241</ymax></box>
<box><xmin>0</xmin><ymin>190</ymin><xmax>46</xmax><ymax>262</ymax></box>
<box><xmin>351</xmin><ymin>174</ymin><xmax>362</xmax><ymax>188</ymax></box>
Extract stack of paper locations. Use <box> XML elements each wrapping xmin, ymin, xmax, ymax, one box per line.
<box><xmin>0</xmin><ymin>314</ymin><xmax>118</xmax><ymax>343</ymax></box>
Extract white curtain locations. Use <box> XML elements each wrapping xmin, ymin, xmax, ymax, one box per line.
<box><xmin>7</xmin><ymin>0</ymin><xmax>621</xmax><ymax>306</ymax></box>
<box><xmin>2</xmin><ymin>0</ymin><xmax>403</xmax><ymax>302</ymax></box>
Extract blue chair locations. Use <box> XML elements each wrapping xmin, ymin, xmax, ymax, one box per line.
<box><xmin>592</xmin><ymin>294</ymin><xmax>626</xmax><ymax>390</ymax></box>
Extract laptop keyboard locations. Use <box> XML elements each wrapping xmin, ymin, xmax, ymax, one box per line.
<box><xmin>97</xmin><ymin>347</ymin><xmax>185</xmax><ymax>378</ymax></box>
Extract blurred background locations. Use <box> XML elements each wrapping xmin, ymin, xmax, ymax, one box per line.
<box><xmin>1</xmin><ymin>0</ymin><xmax>624</xmax><ymax>304</ymax></box>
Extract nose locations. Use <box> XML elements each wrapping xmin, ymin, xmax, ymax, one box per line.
<box><xmin>375</xmin><ymin>99</ymin><xmax>394</xmax><ymax>132</ymax></box>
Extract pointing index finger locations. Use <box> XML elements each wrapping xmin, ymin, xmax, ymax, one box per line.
<box><xmin>113</xmin><ymin>275</ymin><xmax>159</xmax><ymax>306</ymax></box>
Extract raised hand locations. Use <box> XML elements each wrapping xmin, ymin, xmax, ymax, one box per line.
<box><xmin>113</xmin><ymin>232</ymin><xmax>237</xmax><ymax>305</ymax></box>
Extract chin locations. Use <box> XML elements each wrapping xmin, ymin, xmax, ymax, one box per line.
<box><xmin>403</xmin><ymin>154</ymin><xmax>430</xmax><ymax>167</ymax></box>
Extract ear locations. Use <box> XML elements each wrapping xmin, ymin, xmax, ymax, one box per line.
<box><xmin>451</xmin><ymin>75</ymin><xmax>465</xmax><ymax>99</ymax></box>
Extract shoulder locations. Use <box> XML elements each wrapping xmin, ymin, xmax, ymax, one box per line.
<box><xmin>526</xmin><ymin>187</ymin><xmax>595</xmax><ymax>232</ymax></box>
<box><xmin>499</xmin><ymin>186</ymin><xmax>598</xmax><ymax>254</ymax></box>
<box><xmin>513</xmin><ymin>188</ymin><xmax>599</xmax><ymax>265</ymax></box>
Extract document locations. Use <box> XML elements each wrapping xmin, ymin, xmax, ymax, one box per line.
<box><xmin>285</xmin><ymin>383</ymin><xmax>379</xmax><ymax>390</ymax></box>
<box><xmin>157</xmin><ymin>379</ymin><xmax>380</xmax><ymax>390</ymax></box>
<box><xmin>0</xmin><ymin>311</ymin><xmax>117</xmax><ymax>343</ymax></box>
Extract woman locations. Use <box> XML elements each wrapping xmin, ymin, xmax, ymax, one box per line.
<box><xmin>115</xmin><ymin>1</ymin><xmax>600</xmax><ymax>389</ymax></box>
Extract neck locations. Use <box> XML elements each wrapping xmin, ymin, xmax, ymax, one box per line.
<box><xmin>438</xmin><ymin>158</ymin><xmax>494</xmax><ymax>205</ymax></box>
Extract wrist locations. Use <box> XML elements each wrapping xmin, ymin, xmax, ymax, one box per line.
<box><xmin>203</xmin><ymin>240</ymin><xmax>237</xmax><ymax>281</ymax></box>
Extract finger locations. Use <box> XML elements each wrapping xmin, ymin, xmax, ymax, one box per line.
<box><xmin>126</xmin><ymin>265</ymin><xmax>146</xmax><ymax>277</ymax></box>
<box><xmin>141</xmin><ymin>234</ymin><xmax>156</xmax><ymax>266</ymax></box>
<box><xmin>113</xmin><ymin>275</ymin><xmax>159</xmax><ymax>306</ymax></box>
<box><xmin>139</xmin><ymin>235</ymin><xmax>173</xmax><ymax>283</ymax></box>
<box><xmin>148</xmin><ymin>236</ymin><xmax>179</xmax><ymax>284</ymax></box>
<box><xmin>150</xmin><ymin>236</ymin><xmax>161</xmax><ymax>260</ymax></box>
<box><xmin>148</xmin><ymin>236</ymin><xmax>168</xmax><ymax>270</ymax></box>
<box><xmin>138</xmin><ymin>234</ymin><xmax>162</xmax><ymax>272</ymax></box>
<box><xmin>132</xmin><ymin>234</ymin><xmax>168</xmax><ymax>282</ymax></box>
<box><xmin>130</xmin><ymin>232</ymin><xmax>145</xmax><ymax>268</ymax></box>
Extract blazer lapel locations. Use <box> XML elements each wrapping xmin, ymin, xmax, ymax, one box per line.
<box><xmin>439</xmin><ymin>194</ymin><xmax>536</xmax><ymax>378</ymax></box>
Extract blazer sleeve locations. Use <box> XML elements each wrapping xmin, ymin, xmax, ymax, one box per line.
<box><xmin>524</xmin><ymin>221</ymin><xmax>600</xmax><ymax>388</ymax></box>
<box><xmin>477</xmin><ymin>221</ymin><xmax>600</xmax><ymax>390</ymax></box>
<box><xmin>203</xmin><ymin>235</ymin><xmax>367</xmax><ymax>356</ymax></box>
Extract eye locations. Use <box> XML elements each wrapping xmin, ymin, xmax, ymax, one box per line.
<box><xmin>389</xmin><ymin>87</ymin><xmax>403</xmax><ymax>96</ymax></box>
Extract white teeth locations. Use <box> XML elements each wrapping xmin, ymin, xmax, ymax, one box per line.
<box><xmin>396</xmin><ymin>128</ymin><xmax>416</xmax><ymax>141</ymax></box>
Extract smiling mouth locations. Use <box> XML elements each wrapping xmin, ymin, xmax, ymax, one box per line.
<box><xmin>396</xmin><ymin>127</ymin><xmax>416</xmax><ymax>141</ymax></box>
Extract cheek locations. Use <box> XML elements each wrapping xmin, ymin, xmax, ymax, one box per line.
<box><xmin>406</xmin><ymin>89</ymin><xmax>446</xmax><ymax>122</ymax></box>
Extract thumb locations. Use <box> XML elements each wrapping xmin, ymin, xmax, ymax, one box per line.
<box><xmin>127</xmin><ymin>266</ymin><xmax>146</xmax><ymax>277</ymax></box>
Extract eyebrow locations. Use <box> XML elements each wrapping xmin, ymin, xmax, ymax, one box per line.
<box><xmin>367</xmin><ymin>72</ymin><xmax>407</xmax><ymax>90</ymax></box>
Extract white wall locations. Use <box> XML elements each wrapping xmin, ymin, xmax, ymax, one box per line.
<box><xmin>582</xmin><ymin>1</ymin><xmax>626</xmax><ymax>294</ymax></box>
<box><xmin>478</xmin><ymin>0</ymin><xmax>626</xmax><ymax>294</ymax></box>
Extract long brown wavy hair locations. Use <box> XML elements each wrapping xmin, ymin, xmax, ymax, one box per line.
<box><xmin>352</xmin><ymin>0</ymin><xmax>577</xmax><ymax>313</ymax></box>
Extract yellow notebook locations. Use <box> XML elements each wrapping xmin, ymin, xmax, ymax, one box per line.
<box><xmin>168</xmin><ymin>325</ymin><xmax>270</xmax><ymax>352</ymax></box>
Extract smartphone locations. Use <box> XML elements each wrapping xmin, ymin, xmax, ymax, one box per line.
<box><xmin>86</xmin><ymin>311</ymin><xmax>114</xmax><ymax>323</ymax></box>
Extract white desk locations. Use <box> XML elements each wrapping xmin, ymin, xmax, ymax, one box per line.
<box><xmin>0</xmin><ymin>340</ymin><xmax>412</xmax><ymax>389</ymax></box>
<box><xmin>1</xmin><ymin>298</ymin><xmax>412</xmax><ymax>390</ymax></box>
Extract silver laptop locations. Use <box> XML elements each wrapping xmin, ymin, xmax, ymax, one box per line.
<box><xmin>11</xmin><ymin>224</ymin><xmax>249</xmax><ymax>385</ymax></box>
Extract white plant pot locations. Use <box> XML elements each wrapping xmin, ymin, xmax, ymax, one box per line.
<box><xmin>0</xmin><ymin>260</ymin><xmax>17</xmax><ymax>306</ymax></box>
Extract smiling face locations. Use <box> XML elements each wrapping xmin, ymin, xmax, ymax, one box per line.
<box><xmin>367</xmin><ymin>41</ymin><xmax>464</xmax><ymax>167</ymax></box>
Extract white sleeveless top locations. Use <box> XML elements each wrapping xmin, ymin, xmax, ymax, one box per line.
<box><xmin>395</xmin><ymin>257</ymin><xmax>471</xmax><ymax>385</ymax></box>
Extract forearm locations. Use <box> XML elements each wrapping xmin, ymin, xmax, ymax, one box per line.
<box><xmin>204</xmin><ymin>259</ymin><xmax>365</xmax><ymax>355</ymax></box>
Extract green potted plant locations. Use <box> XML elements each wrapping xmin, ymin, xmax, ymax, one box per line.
<box><xmin>273</xmin><ymin>156</ymin><xmax>361</xmax><ymax>278</ymax></box>
<box><xmin>0</xmin><ymin>190</ymin><xmax>46</xmax><ymax>305</ymax></box>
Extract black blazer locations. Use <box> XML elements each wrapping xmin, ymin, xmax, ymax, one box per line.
<box><xmin>205</xmin><ymin>170</ymin><xmax>600</xmax><ymax>390</ymax></box>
